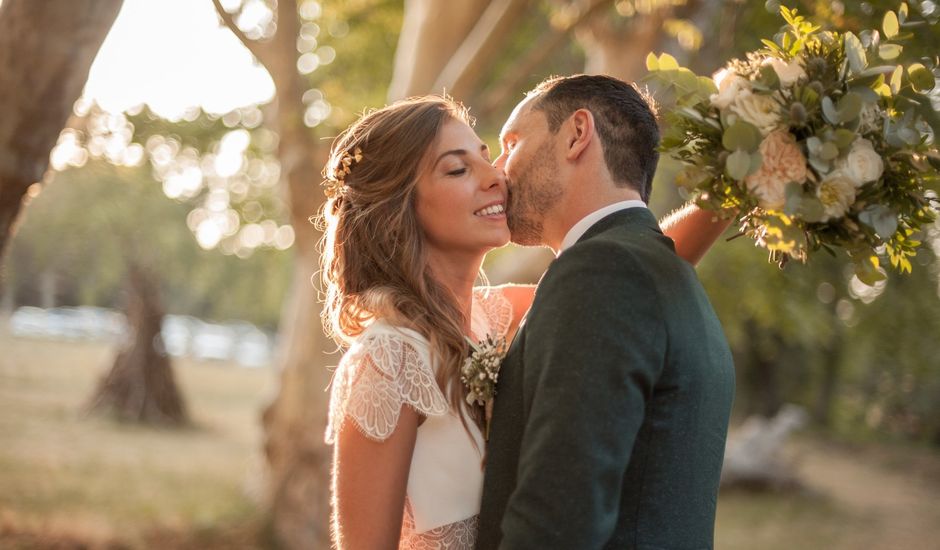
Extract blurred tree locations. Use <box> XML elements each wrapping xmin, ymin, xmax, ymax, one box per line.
<box><xmin>6</xmin><ymin>154</ymin><xmax>291</xmax><ymax>329</ymax></box>
<box><xmin>86</xmin><ymin>262</ymin><xmax>188</xmax><ymax>425</ymax></box>
<box><xmin>0</xmin><ymin>0</ymin><xmax>123</xmax><ymax>265</ymax></box>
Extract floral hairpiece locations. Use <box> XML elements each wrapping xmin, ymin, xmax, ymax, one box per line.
<box><xmin>323</xmin><ymin>146</ymin><xmax>363</xmax><ymax>199</ymax></box>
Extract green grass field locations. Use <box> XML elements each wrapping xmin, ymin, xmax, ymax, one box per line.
<box><xmin>1</xmin><ymin>325</ymin><xmax>938</xmax><ymax>549</ymax></box>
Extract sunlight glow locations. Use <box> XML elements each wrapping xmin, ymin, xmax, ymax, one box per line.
<box><xmin>84</xmin><ymin>0</ymin><xmax>275</xmax><ymax>119</ymax></box>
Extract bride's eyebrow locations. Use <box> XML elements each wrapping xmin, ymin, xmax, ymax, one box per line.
<box><xmin>434</xmin><ymin>144</ymin><xmax>489</xmax><ymax>167</ymax></box>
<box><xmin>433</xmin><ymin>149</ymin><xmax>468</xmax><ymax>168</ymax></box>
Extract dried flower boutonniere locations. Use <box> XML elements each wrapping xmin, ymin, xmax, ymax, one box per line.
<box><xmin>461</xmin><ymin>335</ymin><xmax>507</xmax><ymax>440</ymax></box>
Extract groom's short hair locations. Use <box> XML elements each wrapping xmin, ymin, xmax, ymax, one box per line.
<box><xmin>526</xmin><ymin>74</ymin><xmax>659</xmax><ymax>203</ymax></box>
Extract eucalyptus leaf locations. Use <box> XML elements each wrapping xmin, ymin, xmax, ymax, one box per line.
<box><xmin>909</xmin><ymin>63</ymin><xmax>936</xmax><ymax>93</ymax></box>
<box><xmin>697</xmin><ymin>76</ymin><xmax>718</xmax><ymax>95</ymax></box>
<box><xmin>883</xmin><ymin>11</ymin><xmax>900</xmax><ymax>39</ymax></box>
<box><xmin>765</xmin><ymin>0</ymin><xmax>781</xmax><ymax>14</ymax></box>
<box><xmin>806</xmin><ymin>136</ymin><xmax>823</xmax><ymax>155</ymax></box>
<box><xmin>658</xmin><ymin>53</ymin><xmax>680</xmax><ymax>71</ymax></box>
<box><xmin>822</xmin><ymin>96</ymin><xmax>840</xmax><ymax>124</ymax></box>
<box><xmin>897</xmin><ymin>126</ymin><xmax>920</xmax><ymax>145</ymax></box>
<box><xmin>819</xmin><ymin>142</ymin><xmax>839</xmax><ymax>161</ymax></box>
<box><xmin>646</xmin><ymin>52</ymin><xmax>659</xmax><ymax>71</ymax></box>
<box><xmin>837</xmin><ymin>92</ymin><xmax>863</xmax><ymax>122</ymax></box>
<box><xmin>879</xmin><ymin>43</ymin><xmax>902</xmax><ymax>60</ymax></box>
<box><xmin>809</xmin><ymin>156</ymin><xmax>831</xmax><ymax>174</ymax></box>
<box><xmin>749</xmin><ymin>151</ymin><xmax>764</xmax><ymax>175</ymax></box>
<box><xmin>722</xmin><ymin>121</ymin><xmax>762</xmax><ymax>153</ymax></box>
<box><xmin>899</xmin><ymin>2</ymin><xmax>909</xmax><ymax>23</ymax></box>
<box><xmin>784</xmin><ymin>182</ymin><xmax>803</xmax><ymax>215</ymax></box>
<box><xmin>855</xmin><ymin>65</ymin><xmax>898</xmax><ymax>78</ymax></box>
<box><xmin>890</xmin><ymin>65</ymin><xmax>903</xmax><ymax>94</ymax></box>
<box><xmin>855</xmin><ymin>260</ymin><xmax>887</xmax><ymax>286</ymax></box>
<box><xmin>833</xmin><ymin>129</ymin><xmax>856</xmax><ymax>149</ymax></box>
<box><xmin>844</xmin><ymin>32</ymin><xmax>868</xmax><ymax>74</ymax></box>
<box><xmin>859</xmin><ymin>205</ymin><xmax>899</xmax><ymax>237</ymax></box>
<box><xmin>676</xmin><ymin>165</ymin><xmax>708</xmax><ymax>190</ymax></box>
<box><xmin>726</xmin><ymin>149</ymin><xmax>752</xmax><ymax>180</ymax></box>
<box><xmin>758</xmin><ymin>64</ymin><xmax>780</xmax><ymax>88</ymax></box>
<box><xmin>679</xmin><ymin>107</ymin><xmax>705</xmax><ymax>122</ymax></box>
<box><xmin>799</xmin><ymin>196</ymin><xmax>827</xmax><ymax>223</ymax></box>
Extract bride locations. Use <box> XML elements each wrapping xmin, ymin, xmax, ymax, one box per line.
<box><xmin>320</xmin><ymin>95</ymin><xmax>726</xmax><ymax>549</ymax></box>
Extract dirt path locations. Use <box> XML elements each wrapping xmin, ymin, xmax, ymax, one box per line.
<box><xmin>795</xmin><ymin>439</ymin><xmax>940</xmax><ymax>549</ymax></box>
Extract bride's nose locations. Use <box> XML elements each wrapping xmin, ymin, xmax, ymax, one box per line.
<box><xmin>482</xmin><ymin>163</ymin><xmax>507</xmax><ymax>190</ymax></box>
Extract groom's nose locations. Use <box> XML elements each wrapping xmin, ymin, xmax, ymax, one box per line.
<box><xmin>492</xmin><ymin>152</ymin><xmax>507</xmax><ymax>171</ymax></box>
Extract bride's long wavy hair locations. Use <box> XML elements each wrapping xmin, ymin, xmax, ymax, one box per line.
<box><xmin>318</xmin><ymin>96</ymin><xmax>482</xmax><ymax>429</ymax></box>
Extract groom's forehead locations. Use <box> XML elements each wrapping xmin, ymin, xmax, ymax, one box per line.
<box><xmin>501</xmin><ymin>95</ymin><xmax>542</xmax><ymax>136</ymax></box>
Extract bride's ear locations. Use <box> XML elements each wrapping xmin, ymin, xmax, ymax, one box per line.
<box><xmin>564</xmin><ymin>109</ymin><xmax>595</xmax><ymax>162</ymax></box>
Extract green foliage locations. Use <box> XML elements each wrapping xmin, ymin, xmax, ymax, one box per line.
<box><xmin>6</xmin><ymin>161</ymin><xmax>290</xmax><ymax>328</ymax></box>
<box><xmin>648</xmin><ymin>1</ymin><xmax>940</xmax><ymax>445</ymax></box>
<box><xmin>646</xmin><ymin>2</ymin><xmax>939</xmax><ymax>283</ymax></box>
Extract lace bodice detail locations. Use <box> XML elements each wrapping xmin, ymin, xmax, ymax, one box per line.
<box><xmin>401</xmin><ymin>498</ymin><xmax>478</xmax><ymax>550</ymax></box>
<box><xmin>325</xmin><ymin>327</ymin><xmax>449</xmax><ymax>443</ymax></box>
<box><xmin>326</xmin><ymin>286</ymin><xmax>513</xmax><ymax>549</ymax></box>
<box><xmin>470</xmin><ymin>286</ymin><xmax>513</xmax><ymax>342</ymax></box>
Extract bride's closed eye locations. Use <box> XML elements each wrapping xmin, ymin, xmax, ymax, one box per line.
<box><xmin>446</xmin><ymin>167</ymin><xmax>467</xmax><ymax>177</ymax></box>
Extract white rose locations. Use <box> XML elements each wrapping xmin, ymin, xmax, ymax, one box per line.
<box><xmin>710</xmin><ymin>68</ymin><xmax>751</xmax><ymax>109</ymax></box>
<box><xmin>842</xmin><ymin>138</ymin><xmax>884</xmax><ymax>186</ymax></box>
<box><xmin>730</xmin><ymin>92</ymin><xmax>782</xmax><ymax>135</ymax></box>
<box><xmin>817</xmin><ymin>170</ymin><xmax>857</xmax><ymax>221</ymax></box>
<box><xmin>764</xmin><ymin>56</ymin><xmax>807</xmax><ymax>86</ymax></box>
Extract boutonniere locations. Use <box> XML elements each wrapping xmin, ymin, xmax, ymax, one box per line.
<box><xmin>461</xmin><ymin>335</ymin><xmax>507</xmax><ymax>440</ymax></box>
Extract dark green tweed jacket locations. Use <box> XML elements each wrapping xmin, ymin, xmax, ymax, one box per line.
<box><xmin>476</xmin><ymin>208</ymin><xmax>735</xmax><ymax>549</ymax></box>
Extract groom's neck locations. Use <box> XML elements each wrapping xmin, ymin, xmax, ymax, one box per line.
<box><xmin>543</xmin><ymin>183</ymin><xmax>643</xmax><ymax>252</ymax></box>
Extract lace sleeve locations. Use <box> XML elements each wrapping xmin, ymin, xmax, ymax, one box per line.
<box><xmin>325</xmin><ymin>327</ymin><xmax>449</xmax><ymax>443</ymax></box>
<box><xmin>471</xmin><ymin>286</ymin><xmax>513</xmax><ymax>340</ymax></box>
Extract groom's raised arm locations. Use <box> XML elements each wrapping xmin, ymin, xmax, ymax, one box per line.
<box><xmin>498</xmin><ymin>240</ymin><xmax>665</xmax><ymax>548</ymax></box>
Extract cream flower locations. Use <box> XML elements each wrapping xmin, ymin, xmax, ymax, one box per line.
<box><xmin>816</xmin><ymin>170</ymin><xmax>857</xmax><ymax>221</ymax></box>
<box><xmin>842</xmin><ymin>137</ymin><xmax>884</xmax><ymax>186</ymax></box>
<box><xmin>745</xmin><ymin>130</ymin><xmax>808</xmax><ymax>210</ymax></box>
<box><xmin>730</xmin><ymin>92</ymin><xmax>782</xmax><ymax>135</ymax></box>
<box><xmin>764</xmin><ymin>56</ymin><xmax>807</xmax><ymax>86</ymax></box>
<box><xmin>710</xmin><ymin>68</ymin><xmax>751</xmax><ymax>109</ymax></box>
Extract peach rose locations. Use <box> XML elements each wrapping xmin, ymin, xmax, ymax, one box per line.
<box><xmin>745</xmin><ymin>130</ymin><xmax>808</xmax><ymax>210</ymax></box>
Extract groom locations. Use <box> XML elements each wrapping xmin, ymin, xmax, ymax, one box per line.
<box><xmin>476</xmin><ymin>74</ymin><xmax>735</xmax><ymax>549</ymax></box>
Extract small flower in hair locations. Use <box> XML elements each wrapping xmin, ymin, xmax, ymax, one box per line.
<box><xmin>323</xmin><ymin>146</ymin><xmax>363</xmax><ymax>199</ymax></box>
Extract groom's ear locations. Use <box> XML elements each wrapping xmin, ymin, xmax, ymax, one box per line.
<box><xmin>563</xmin><ymin>108</ymin><xmax>595</xmax><ymax>162</ymax></box>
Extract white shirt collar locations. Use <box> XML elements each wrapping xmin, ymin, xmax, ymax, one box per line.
<box><xmin>558</xmin><ymin>200</ymin><xmax>647</xmax><ymax>255</ymax></box>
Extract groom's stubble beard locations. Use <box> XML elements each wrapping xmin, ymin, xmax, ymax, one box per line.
<box><xmin>506</xmin><ymin>139</ymin><xmax>563</xmax><ymax>247</ymax></box>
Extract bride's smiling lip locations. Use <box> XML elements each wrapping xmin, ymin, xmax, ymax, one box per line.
<box><xmin>473</xmin><ymin>200</ymin><xmax>506</xmax><ymax>217</ymax></box>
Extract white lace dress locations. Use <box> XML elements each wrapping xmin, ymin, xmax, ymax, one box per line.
<box><xmin>326</xmin><ymin>287</ymin><xmax>513</xmax><ymax>550</ymax></box>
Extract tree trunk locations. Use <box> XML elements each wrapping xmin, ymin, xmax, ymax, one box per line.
<box><xmin>741</xmin><ymin>321</ymin><xmax>784</xmax><ymax>418</ymax></box>
<box><xmin>387</xmin><ymin>0</ymin><xmax>491</xmax><ymax>100</ymax></box>
<box><xmin>87</xmin><ymin>264</ymin><xmax>187</xmax><ymax>425</ymax></box>
<box><xmin>576</xmin><ymin>5</ymin><xmax>670</xmax><ymax>82</ymax></box>
<box><xmin>0</xmin><ymin>0</ymin><xmax>123</xmax><ymax>265</ymax></box>
<box><xmin>212</xmin><ymin>0</ymin><xmax>335</xmax><ymax>546</ymax></box>
<box><xmin>813</xmin><ymin>326</ymin><xmax>843</xmax><ymax>427</ymax></box>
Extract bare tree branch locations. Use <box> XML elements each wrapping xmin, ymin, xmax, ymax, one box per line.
<box><xmin>432</xmin><ymin>0</ymin><xmax>533</xmax><ymax>100</ymax></box>
<box><xmin>210</xmin><ymin>0</ymin><xmax>274</xmax><ymax>68</ymax></box>
<box><xmin>478</xmin><ymin>0</ymin><xmax>611</xmax><ymax>119</ymax></box>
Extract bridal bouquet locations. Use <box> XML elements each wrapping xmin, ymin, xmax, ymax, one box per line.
<box><xmin>646</xmin><ymin>3</ymin><xmax>939</xmax><ymax>284</ymax></box>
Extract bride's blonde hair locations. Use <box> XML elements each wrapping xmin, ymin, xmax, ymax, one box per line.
<box><xmin>319</xmin><ymin>96</ymin><xmax>482</xmax><ymax>428</ymax></box>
